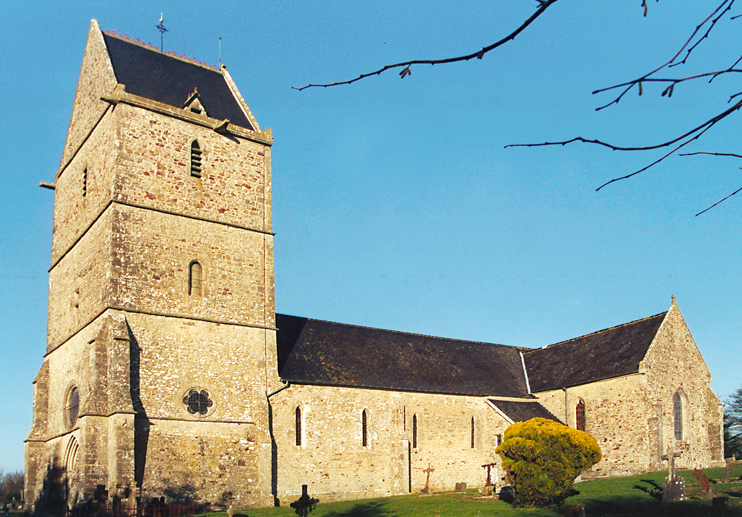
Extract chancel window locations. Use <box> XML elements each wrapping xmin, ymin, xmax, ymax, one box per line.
<box><xmin>576</xmin><ymin>399</ymin><xmax>586</xmax><ymax>432</ymax></box>
<box><xmin>296</xmin><ymin>406</ymin><xmax>302</xmax><ymax>446</ymax></box>
<box><xmin>674</xmin><ymin>391</ymin><xmax>684</xmax><ymax>441</ymax></box>
<box><xmin>189</xmin><ymin>261</ymin><xmax>203</xmax><ymax>297</ymax></box>
<box><xmin>190</xmin><ymin>140</ymin><xmax>202</xmax><ymax>178</ymax></box>
<box><xmin>183</xmin><ymin>389</ymin><xmax>213</xmax><ymax>415</ymax></box>
<box><xmin>362</xmin><ymin>409</ymin><xmax>368</xmax><ymax>447</ymax></box>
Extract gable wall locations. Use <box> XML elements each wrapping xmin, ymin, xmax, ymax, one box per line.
<box><xmin>271</xmin><ymin>384</ymin><xmax>512</xmax><ymax>504</ymax></box>
<box><xmin>641</xmin><ymin>305</ymin><xmax>724</xmax><ymax>469</ymax></box>
<box><xmin>534</xmin><ymin>373</ymin><xmax>661</xmax><ymax>476</ymax></box>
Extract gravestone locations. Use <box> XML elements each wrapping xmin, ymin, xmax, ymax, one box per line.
<box><xmin>290</xmin><ymin>485</ymin><xmax>319</xmax><ymax>517</ymax></box>
<box><xmin>692</xmin><ymin>468</ymin><xmax>716</xmax><ymax>499</ymax></box>
<box><xmin>455</xmin><ymin>482</ymin><xmax>467</xmax><ymax>492</ymax></box>
<box><xmin>661</xmin><ymin>444</ymin><xmax>687</xmax><ymax>501</ymax></box>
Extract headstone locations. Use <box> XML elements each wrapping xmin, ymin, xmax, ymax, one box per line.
<box><xmin>561</xmin><ymin>504</ymin><xmax>585</xmax><ymax>517</ymax></box>
<box><xmin>481</xmin><ymin>462</ymin><xmax>497</xmax><ymax>487</ymax></box>
<box><xmin>692</xmin><ymin>468</ymin><xmax>716</xmax><ymax>499</ymax></box>
<box><xmin>455</xmin><ymin>482</ymin><xmax>467</xmax><ymax>492</ymax></box>
<box><xmin>420</xmin><ymin>464</ymin><xmax>435</xmax><ymax>495</ymax></box>
<box><xmin>712</xmin><ymin>496</ymin><xmax>729</xmax><ymax>510</ymax></box>
<box><xmin>661</xmin><ymin>444</ymin><xmax>687</xmax><ymax>501</ymax></box>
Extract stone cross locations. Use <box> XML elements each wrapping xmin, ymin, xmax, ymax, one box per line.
<box><xmin>661</xmin><ymin>444</ymin><xmax>681</xmax><ymax>477</ymax></box>
<box><xmin>423</xmin><ymin>464</ymin><xmax>435</xmax><ymax>490</ymax></box>
<box><xmin>481</xmin><ymin>462</ymin><xmax>497</xmax><ymax>486</ymax></box>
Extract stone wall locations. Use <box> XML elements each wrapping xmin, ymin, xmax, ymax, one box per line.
<box><xmin>270</xmin><ymin>384</ymin><xmax>511</xmax><ymax>504</ymax></box>
<box><xmin>641</xmin><ymin>303</ymin><xmax>725</xmax><ymax>469</ymax></box>
<box><xmin>535</xmin><ymin>374</ymin><xmax>659</xmax><ymax>476</ymax></box>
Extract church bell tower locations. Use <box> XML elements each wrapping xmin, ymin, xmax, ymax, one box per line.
<box><xmin>26</xmin><ymin>20</ymin><xmax>279</xmax><ymax>511</ymax></box>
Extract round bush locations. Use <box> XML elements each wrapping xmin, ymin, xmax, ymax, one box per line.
<box><xmin>495</xmin><ymin>417</ymin><xmax>601</xmax><ymax>507</ymax></box>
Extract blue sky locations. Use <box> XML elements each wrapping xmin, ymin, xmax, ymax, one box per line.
<box><xmin>2</xmin><ymin>1</ymin><xmax>741</xmax><ymax>472</ymax></box>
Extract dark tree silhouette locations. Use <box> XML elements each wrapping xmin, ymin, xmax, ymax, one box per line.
<box><xmin>295</xmin><ymin>1</ymin><xmax>742</xmax><ymax>215</ymax></box>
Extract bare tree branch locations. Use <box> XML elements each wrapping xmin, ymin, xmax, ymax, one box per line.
<box><xmin>696</xmin><ymin>186</ymin><xmax>742</xmax><ymax>216</ymax></box>
<box><xmin>593</xmin><ymin>0</ymin><xmax>735</xmax><ymax>111</ymax></box>
<box><xmin>679</xmin><ymin>151</ymin><xmax>742</xmax><ymax>159</ymax></box>
<box><xmin>292</xmin><ymin>0</ymin><xmax>559</xmax><ymax>91</ymax></box>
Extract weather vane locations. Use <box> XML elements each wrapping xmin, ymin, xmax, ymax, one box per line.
<box><xmin>156</xmin><ymin>13</ymin><xmax>168</xmax><ymax>52</ymax></box>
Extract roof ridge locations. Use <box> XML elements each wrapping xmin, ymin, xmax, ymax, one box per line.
<box><xmin>524</xmin><ymin>311</ymin><xmax>668</xmax><ymax>353</ymax></box>
<box><xmin>276</xmin><ymin>313</ymin><xmax>519</xmax><ymax>350</ymax></box>
<box><xmin>103</xmin><ymin>29</ymin><xmax>220</xmax><ymax>71</ymax></box>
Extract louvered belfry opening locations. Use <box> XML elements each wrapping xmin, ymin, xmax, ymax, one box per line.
<box><xmin>190</xmin><ymin>140</ymin><xmax>202</xmax><ymax>177</ymax></box>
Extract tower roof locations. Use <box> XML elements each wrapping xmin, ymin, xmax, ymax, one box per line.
<box><xmin>102</xmin><ymin>32</ymin><xmax>254</xmax><ymax>130</ymax></box>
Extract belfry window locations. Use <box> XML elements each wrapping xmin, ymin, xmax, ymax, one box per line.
<box><xmin>296</xmin><ymin>407</ymin><xmax>302</xmax><ymax>446</ymax></box>
<box><xmin>674</xmin><ymin>391</ymin><xmax>684</xmax><ymax>441</ymax></box>
<box><xmin>189</xmin><ymin>261</ymin><xmax>203</xmax><ymax>297</ymax></box>
<box><xmin>576</xmin><ymin>399</ymin><xmax>586</xmax><ymax>431</ymax></box>
<box><xmin>190</xmin><ymin>140</ymin><xmax>202</xmax><ymax>178</ymax></box>
<box><xmin>362</xmin><ymin>409</ymin><xmax>368</xmax><ymax>447</ymax></box>
<box><xmin>412</xmin><ymin>414</ymin><xmax>418</xmax><ymax>449</ymax></box>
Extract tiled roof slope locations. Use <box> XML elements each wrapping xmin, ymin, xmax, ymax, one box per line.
<box><xmin>276</xmin><ymin>314</ymin><xmax>533</xmax><ymax>398</ymax></box>
<box><xmin>488</xmin><ymin>399</ymin><xmax>561</xmax><ymax>423</ymax></box>
<box><xmin>102</xmin><ymin>33</ymin><xmax>253</xmax><ymax>130</ymax></box>
<box><xmin>523</xmin><ymin>312</ymin><xmax>667</xmax><ymax>393</ymax></box>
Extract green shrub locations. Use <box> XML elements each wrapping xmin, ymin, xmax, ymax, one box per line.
<box><xmin>496</xmin><ymin>417</ymin><xmax>601</xmax><ymax>507</ymax></box>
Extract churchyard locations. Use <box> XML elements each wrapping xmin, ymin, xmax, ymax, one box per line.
<box><xmin>209</xmin><ymin>463</ymin><xmax>742</xmax><ymax>517</ymax></box>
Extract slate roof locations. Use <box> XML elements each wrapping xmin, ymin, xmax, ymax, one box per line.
<box><xmin>276</xmin><ymin>314</ymin><xmax>533</xmax><ymax>398</ymax></box>
<box><xmin>487</xmin><ymin>399</ymin><xmax>561</xmax><ymax>423</ymax></box>
<box><xmin>523</xmin><ymin>312</ymin><xmax>667</xmax><ymax>393</ymax></box>
<box><xmin>102</xmin><ymin>33</ymin><xmax>254</xmax><ymax>130</ymax></box>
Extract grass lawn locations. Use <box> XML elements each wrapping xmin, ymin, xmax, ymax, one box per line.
<box><xmin>203</xmin><ymin>464</ymin><xmax>742</xmax><ymax>516</ymax></box>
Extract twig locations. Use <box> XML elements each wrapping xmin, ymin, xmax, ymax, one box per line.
<box><xmin>696</xmin><ymin>186</ymin><xmax>742</xmax><ymax>216</ymax></box>
<box><xmin>292</xmin><ymin>0</ymin><xmax>559</xmax><ymax>90</ymax></box>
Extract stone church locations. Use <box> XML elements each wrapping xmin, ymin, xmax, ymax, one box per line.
<box><xmin>25</xmin><ymin>20</ymin><xmax>725</xmax><ymax>511</ymax></box>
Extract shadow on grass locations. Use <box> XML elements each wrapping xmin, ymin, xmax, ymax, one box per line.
<box><xmin>320</xmin><ymin>501</ymin><xmax>387</xmax><ymax>517</ymax></box>
<box><xmin>580</xmin><ymin>494</ymin><xmax>737</xmax><ymax>516</ymax></box>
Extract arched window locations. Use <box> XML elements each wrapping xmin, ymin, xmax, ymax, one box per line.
<box><xmin>674</xmin><ymin>391</ymin><xmax>684</xmax><ymax>441</ymax></box>
<box><xmin>471</xmin><ymin>417</ymin><xmax>475</xmax><ymax>448</ymax></box>
<box><xmin>362</xmin><ymin>409</ymin><xmax>368</xmax><ymax>447</ymax></box>
<box><xmin>66</xmin><ymin>386</ymin><xmax>80</xmax><ymax>428</ymax></box>
<box><xmin>189</xmin><ymin>261</ymin><xmax>203</xmax><ymax>297</ymax></box>
<box><xmin>576</xmin><ymin>399</ymin><xmax>586</xmax><ymax>432</ymax></box>
<box><xmin>412</xmin><ymin>414</ymin><xmax>418</xmax><ymax>449</ymax></box>
<box><xmin>190</xmin><ymin>140</ymin><xmax>202</xmax><ymax>178</ymax></box>
<box><xmin>295</xmin><ymin>406</ymin><xmax>302</xmax><ymax>446</ymax></box>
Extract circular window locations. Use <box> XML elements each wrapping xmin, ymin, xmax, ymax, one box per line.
<box><xmin>66</xmin><ymin>386</ymin><xmax>80</xmax><ymax>428</ymax></box>
<box><xmin>182</xmin><ymin>388</ymin><xmax>214</xmax><ymax>416</ymax></box>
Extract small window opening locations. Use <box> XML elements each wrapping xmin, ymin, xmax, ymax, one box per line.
<box><xmin>190</xmin><ymin>140</ymin><xmax>202</xmax><ymax>178</ymax></box>
<box><xmin>82</xmin><ymin>167</ymin><xmax>88</xmax><ymax>197</ymax></box>
<box><xmin>362</xmin><ymin>409</ymin><xmax>368</xmax><ymax>447</ymax></box>
<box><xmin>182</xmin><ymin>389</ymin><xmax>213</xmax><ymax>415</ymax></box>
<box><xmin>189</xmin><ymin>261</ymin><xmax>203</xmax><ymax>297</ymax></box>
<box><xmin>296</xmin><ymin>406</ymin><xmax>302</xmax><ymax>446</ymax></box>
<box><xmin>412</xmin><ymin>414</ymin><xmax>418</xmax><ymax>449</ymax></box>
<box><xmin>576</xmin><ymin>399</ymin><xmax>586</xmax><ymax>432</ymax></box>
<box><xmin>496</xmin><ymin>434</ymin><xmax>503</xmax><ymax>447</ymax></box>
<box><xmin>471</xmin><ymin>416</ymin><xmax>475</xmax><ymax>448</ymax></box>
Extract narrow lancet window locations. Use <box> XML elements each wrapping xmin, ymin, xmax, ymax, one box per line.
<box><xmin>362</xmin><ymin>409</ymin><xmax>368</xmax><ymax>447</ymax></box>
<box><xmin>296</xmin><ymin>406</ymin><xmax>302</xmax><ymax>446</ymax></box>
<box><xmin>190</xmin><ymin>140</ymin><xmax>202</xmax><ymax>177</ymax></box>
<box><xmin>412</xmin><ymin>414</ymin><xmax>418</xmax><ymax>449</ymax></box>
<box><xmin>471</xmin><ymin>417</ymin><xmax>475</xmax><ymax>448</ymax></box>
<box><xmin>189</xmin><ymin>261</ymin><xmax>203</xmax><ymax>297</ymax></box>
<box><xmin>576</xmin><ymin>399</ymin><xmax>586</xmax><ymax>431</ymax></box>
<box><xmin>82</xmin><ymin>167</ymin><xmax>88</xmax><ymax>197</ymax></box>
